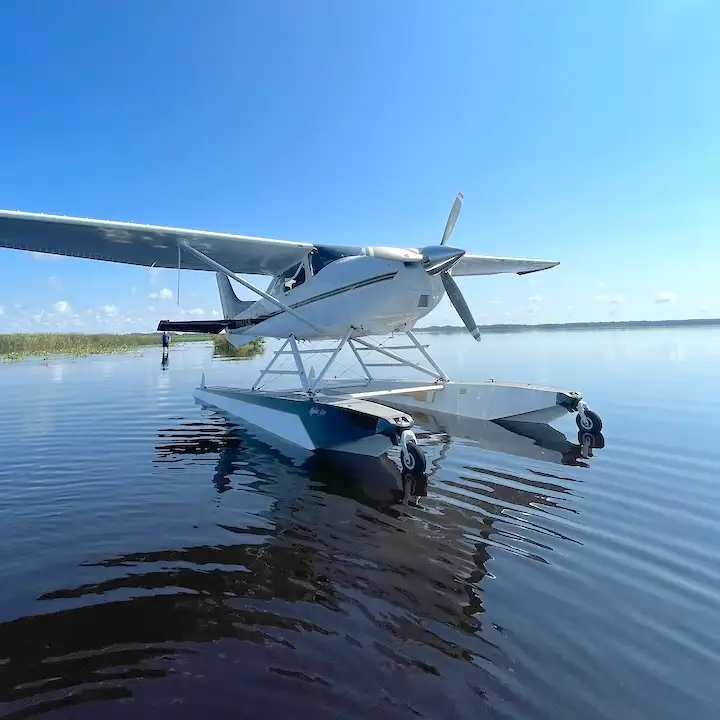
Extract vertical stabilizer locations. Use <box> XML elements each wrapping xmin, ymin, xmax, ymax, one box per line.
<box><xmin>216</xmin><ymin>272</ymin><xmax>247</xmax><ymax>319</ymax></box>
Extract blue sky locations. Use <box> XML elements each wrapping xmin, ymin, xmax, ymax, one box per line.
<box><xmin>1</xmin><ymin>0</ymin><xmax>719</xmax><ymax>332</ymax></box>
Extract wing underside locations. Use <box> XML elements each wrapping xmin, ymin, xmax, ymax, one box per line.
<box><xmin>451</xmin><ymin>254</ymin><xmax>559</xmax><ymax>276</ymax></box>
<box><xmin>0</xmin><ymin>210</ymin><xmax>314</xmax><ymax>276</ymax></box>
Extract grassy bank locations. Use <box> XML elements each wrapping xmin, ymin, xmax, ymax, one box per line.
<box><xmin>0</xmin><ymin>332</ymin><xmax>208</xmax><ymax>360</ymax></box>
<box><xmin>212</xmin><ymin>336</ymin><xmax>266</xmax><ymax>359</ymax></box>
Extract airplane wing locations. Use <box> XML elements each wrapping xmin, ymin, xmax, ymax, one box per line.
<box><xmin>0</xmin><ymin>210</ymin><xmax>314</xmax><ymax>276</ymax></box>
<box><xmin>451</xmin><ymin>254</ymin><xmax>559</xmax><ymax>276</ymax></box>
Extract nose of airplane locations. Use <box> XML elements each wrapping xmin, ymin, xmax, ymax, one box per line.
<box><xmin>419</xmin><ymin>246</ymin><xmax>466</xmax><ymax>275</ymax></box>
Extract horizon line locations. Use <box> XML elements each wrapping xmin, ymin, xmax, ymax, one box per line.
<box><xmin>416</xmin><ymin>318</ymin><xmax>720</xmax><ymax>332</ymax></box>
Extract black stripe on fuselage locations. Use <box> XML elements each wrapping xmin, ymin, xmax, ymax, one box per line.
<box><xmin>224</xmin><ymin>270</ymin><xmax>398</xmax><ymax>329</ymax></box>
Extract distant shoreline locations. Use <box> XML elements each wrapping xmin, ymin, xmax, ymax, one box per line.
<box><xmin>0</xmin><ymin>331</ymin><xmax>208</xmax><ymax>360</ymax></box>
<box><xmin>416</xmin><ymin>318</ymin><xmax>720</xmax><ymax>334</ymax></box>
<box><xmin>1</xmin><ymin>332</ymin><xmax>266</xmax><ymax>361</ymax></box>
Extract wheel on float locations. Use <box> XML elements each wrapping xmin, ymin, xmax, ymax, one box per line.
<box><xmin>401</xmin><ymin>440</ymin><xmax>427</xmax><ymax>475</ymax></box>
<box><xmin>576</xmin><ymin>409</ymin><xmax>603</xmax><ymax>433</ymax></box>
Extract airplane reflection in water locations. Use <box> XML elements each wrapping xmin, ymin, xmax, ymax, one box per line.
<box><xmin>0</xmin><ymin>420</ymin><xmax>603</xmax><ymax>718</ymax></box>
<box><xmin>154</xmin><ymin>418</ymin><xmax>429</xmax><ymax>508</ymax></box>
<box><xmin>411</xmin><ymin>409</ymin><xmax>605</xmax><ymax>469</ymax></box>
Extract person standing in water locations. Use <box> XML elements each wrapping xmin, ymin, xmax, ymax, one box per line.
<box><xmin>162</xmin><ymin>330</ymin><xmax>170</xmax><ymax>352</ymax></box>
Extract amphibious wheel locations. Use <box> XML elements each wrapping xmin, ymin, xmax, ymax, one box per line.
<box><xmin>401</xmin><ymin>440</ymin><xmax>427</xmax><ymax>475</ymax></box>
<box><xmin>578</xmin><ymin>431</ymin><xmax>605</xmax><ymax>450</ymax></box>
<box><xmin>576</xmin><ymin>408</ymin><xmax>603</xmax><ymax>433</ymax></box>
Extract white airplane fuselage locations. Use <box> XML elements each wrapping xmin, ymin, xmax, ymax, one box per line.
<box><xmin>225</xmin><ymin>255</ymin><xmax>445</xmax><ymax>344</ymax></box>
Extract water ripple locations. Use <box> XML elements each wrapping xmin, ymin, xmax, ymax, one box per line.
<box><xmin>1</xmin><ymin>336</ymin><xmax>719</xmax><ymax>719</ymax></box>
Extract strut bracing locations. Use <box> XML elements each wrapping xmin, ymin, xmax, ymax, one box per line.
<box><xmin>249</xmin><ymin>330</ymin><xmax>448</xmax><ymax>397</ymax></box>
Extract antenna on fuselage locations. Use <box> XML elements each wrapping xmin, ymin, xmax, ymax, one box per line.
<box><xmin>176</xmin><ymin>246</ymin><xmax>182</xmax><ymax>305</ymax></box>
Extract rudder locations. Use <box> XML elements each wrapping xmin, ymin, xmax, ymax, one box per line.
<box><xmin>216</xmin><ymin>272</ymin><xmax>253</xmax><ymax>318</ymax></box>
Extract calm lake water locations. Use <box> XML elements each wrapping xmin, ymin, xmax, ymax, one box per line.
<box><xmin>1</xmin><ymin>328</ymin><xmax>719</xmax><ymax>719</ymax></box>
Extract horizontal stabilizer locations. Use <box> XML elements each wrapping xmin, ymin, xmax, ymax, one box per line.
<box><xmin>157</xmin><ymin>320</ymin><xmax>229</xmax><ymax>334</ymax></box>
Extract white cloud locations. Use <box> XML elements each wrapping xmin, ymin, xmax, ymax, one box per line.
<box><xmin>148</xmin><ymin>305</ymin><xmax>155</xmax><ymax>312</ymax></box>
<box><xmin>32</xmin><ymin>251</ymin><xmax>64</xmax><ymax>262</ymax></box>
<box><xmin>100</xmin><ymin>304</ymin><xmax>118</xmax><ymax>315</ymax></box>
<box><xmin>211</xmin><ymin>310</ymin><xmax>220</xmax><ymax>318</ymax></box>
<box><xmin>131</xmin><ymin>286</ymin><xmax>137</xmax><ymax>295</ymax></box>
<box><xmin>490</xmin><ymin>300</ymin><xmax>500</xmax><ymax>305</ymax></box>
<box><xmin>0</xmin><ymin>304</ymin><xmax>4</xmax><ymax>316</ymax></box>
<box><xmin>655</xmin><ymin>291</ymin><xmax>677</xmax><ymax>304</ymax></box>
<box><xmin>188</xmin><ymin>308</ymin><xmax>205</xmax><ymax>317</ymax></box>
<box><xmin>149</xmin><ymin>287</ymin><xmax>173</xmax><ymax>301</ymax></box>
<box><xmin>48</xmin><ymin>275</ymin><xmax>63</xmax><ymax>290</ymax></box>
<box><xmin>54</xmin><ymin>300</ymin><xmax>70</xmax><ymax>314</ymax></box>
<box><xmin>595</xmin><ymin>293</ymin><xmax>626</xmax><ymax>304</ymax></box>
<box><xmin>528</xmin><ymin>295</ymin><xmax>542</xmax><ymax>304</ymax></box>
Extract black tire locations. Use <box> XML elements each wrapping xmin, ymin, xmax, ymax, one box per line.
<box><xmin>401</xmin><ymin>440</ymin><xmax>427</xmax><ymax>475</ymax></box>
<box><xmin>579</xmin><ymin>431</ymin><xmax>605</xmax><ymax>449</ymax></box>
<box><xmin>576</xmin><ymin>409</ymin><xmax>603</xmax><ymax>433</ymax></box>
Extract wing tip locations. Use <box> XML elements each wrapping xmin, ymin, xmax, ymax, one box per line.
<box><xmin>517</xmin><ymin>261</ymin><xmax>560</xmax><ymax>275</ymax></box>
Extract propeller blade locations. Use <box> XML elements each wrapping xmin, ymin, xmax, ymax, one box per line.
<box><xmin>441</xmin><ymin>272</ymin><xmax>481</xmax><ymax>341</ymax></box>
<box><xmin>440</xmin><ymin>192</ymin><xmax>464</xmax><ymax>246</ymax></box>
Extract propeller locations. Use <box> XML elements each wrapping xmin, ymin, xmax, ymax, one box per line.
<box><xmin>360</xmin><ymin>192</ymin><xmax>481</xmax><ymax>341</ymax></box>
<box><xmin>423</xmin><ymin>192</ymin><xmax>481</xmax><ymax>342</ymax></box>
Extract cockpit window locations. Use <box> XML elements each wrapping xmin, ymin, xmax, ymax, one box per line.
<box><xmin>311</xmin><ymin>247</ymin><xmax>348</xmax><ymax>275</ymax></box>
<box><xmin>268</xmin><ymin>248</ymin><xmax>351</xmax><ymax>296</ymax></box>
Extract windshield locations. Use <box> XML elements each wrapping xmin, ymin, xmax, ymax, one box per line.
<box><xmin>310</xmin><ymin>247</ymin><xmax>348</xmax><ymax>275</ymax></box>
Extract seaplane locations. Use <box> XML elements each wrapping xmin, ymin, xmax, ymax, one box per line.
<box><xmin>0</xmin><ymin>193</ymin><xmax>603</xmax><ymax>474</ymax></box>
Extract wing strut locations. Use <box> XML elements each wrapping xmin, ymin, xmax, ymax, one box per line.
<box><xmin>177</xmin><ymin>241</ymin><xmax>323</xmax><ymax>333</ymax></box>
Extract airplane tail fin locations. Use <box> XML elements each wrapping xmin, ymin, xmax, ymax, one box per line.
<box><xmin>154</xmin><ymin>274</ymin><xmax>255</xmax><ymax>335</ymax></box>
<box><xmin>216</xmin><ymin>272</ymin><xmax>254</xmax><ymax>319</ymax></box>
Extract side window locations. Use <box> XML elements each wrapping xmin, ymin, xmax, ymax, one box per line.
<box><xmin>271</xmin><ymin>249</ymin><xmax>347</xmax><ymax>296</ymax></box>
<box><xmin>281</xmin><ymin>262</ymin><xmax>306</xmax><ymax>292</ymax></box>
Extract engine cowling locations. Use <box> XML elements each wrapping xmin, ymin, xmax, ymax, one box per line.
<box><xmin>360</xmin><ymin>246</ymin><xmax>424</xmax><ymax>262</ymax></box>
